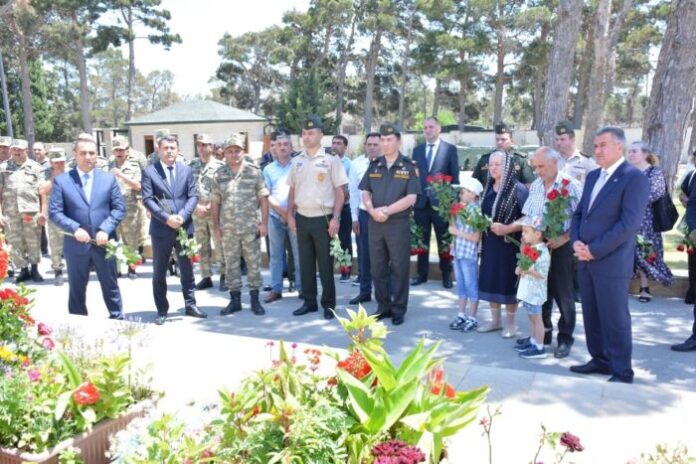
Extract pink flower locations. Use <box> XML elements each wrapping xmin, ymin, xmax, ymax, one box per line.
<box><xmin>28</xmin><ymin>370</ymin><xmax>41</xmax><ymax>382</ymax></box>
<box><xmin>37</xmin><ymin>322</ymin><xmax>51</xmax><ymax>336</ymax></box>
<box><xmin>41</xmin><ymin>337</ymin><xmax>55</xmax><ymax>350</ymax></box>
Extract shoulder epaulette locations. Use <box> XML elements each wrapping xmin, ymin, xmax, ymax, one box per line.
<box><xmin>579</xmin><ymin>151</ymin><xmax>591</xmax><ymax>158</ymax></box>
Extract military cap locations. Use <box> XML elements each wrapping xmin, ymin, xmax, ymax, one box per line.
<box><xmin>494</xmin><ymin>123</ymin><xmax>512</xmax><ymax>135</ymax></box>
<box><xmin>195</xmin><ymin>133</ymin><xmax>213</xmax><ymax>144</ymax></box>
<box><xmin>154</xmin><ymin>128</ymin><xmax>170</xmax><ymax>141</ymax></box>
<box><xmin>76</xmin><ymin>132</ymin><xmax>96</xmax><ymax>143</ymax></box>
<box><xmin>48</xmin><ymin>147</ymin><xmax>67</xmax><ymax>162</ymax></box>
<box><xmin>271</xmin><ymin>128</ymin><xmax>291</xmax><ymax>141</ymax></box>
<box><xmin>379</xmin><ymin>123</ymin><xmax>401</xmax><ymax>136</ymax></box>
<box><xmin>303</xmin><ymin>114</ymin><xmax>324</xmax><ymax>131</ymax></box>
<box><xmin>111</xmin><ymin>136</ymin><xmax>130</xmax><ymax>150</ymax></box>
<box><xmin>555</xmin><ymin>120</ymin><xmax>575</xmax><ymax>136</ymax></box>
<box><xmin>11</xmin><ymin>139</ymin><xmax>28</xmax><ymax>149</ymax></box>
<box><xmin>223</xmin><ymin>133</ymin><xmax>246</xmax><ymax>150</ymax></box>
<box><xmin>0</xmin><ymin>136</ymin><xmax>11</xmax><ymax>147</ymax></box>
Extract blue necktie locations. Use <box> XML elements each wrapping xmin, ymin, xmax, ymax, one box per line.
<box><xmin>426</xmin><ymin>144</ymin><xmax>434</xmax><ymax>172</ymax></box>
<box><xmin>167</xmin><ymin>166</ymin><xmax>174</xmax><ymax>189</ymax></box>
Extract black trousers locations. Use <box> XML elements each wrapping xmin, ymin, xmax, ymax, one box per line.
<box><xmin>284</xmin><ymin>233</ymin><xmax>295</xmax><ymax>281</ymax></box>
<box><xmin>338</xmin><ymin>203</ymin><xmax>353</xmax><ymax>262</ymax></box>
<box><xmin>542</xmin><ymin>241</ymin><xmax>576</xmax><ymax>343</ymax></box>
<box><xmin>413</xmin><ymin>205</ymin><xmax>451</xmax><ymax>280</ymax></box>
<box><xmin>152</xmin><ymin>233</ymin><xmax>196</xmax><ymax>315</ymax></box>
<box><xmin>296</xmin><ymin>214</ymin><xmax>335</xmax><ymax>309</ymax></box>
<box><xmin>687</xmin><ymin>252</ymin><xmax>696</xmax><ymax>300</ymax></box>
<box><xmin>369</xmin><ymin>216</ymin><xmax>410</xmax><ymax>317</ymax></box>
<box><xmin>41</xmin><ymin>225</ymin><xmax>48</xmax><ymax>254</ymax></box>
<box><xmin>691</xmin><ymin>304</ymin><xmax>696</xmax><ymax>338</ymax></box>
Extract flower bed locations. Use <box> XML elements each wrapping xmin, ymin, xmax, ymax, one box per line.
<box><xmin>108</xmin><ymin>307</ymin><xmax>489</xmax><ymax>463</ymax></box>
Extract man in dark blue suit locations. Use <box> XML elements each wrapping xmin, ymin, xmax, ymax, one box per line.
<box><xmin>570</xmin><ymin>127</ymin><xmax>649</xmax><ymax>383</ymax></box>
<box><xmin>141</xmin><ymin>135</ymin><xmax>205</xmax><ymax>325</ymax></box>
<box><xmin>49</xmin><ymin>136</ymin><xmax>125</xmax><ymax>319</ymax></box>
<box><xmin>410</xmin><ymin>116</ymin><xmax>459</xmax><ymax>288</ymax></box>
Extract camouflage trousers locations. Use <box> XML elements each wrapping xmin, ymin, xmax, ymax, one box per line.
<box><xmin>138</xmin><ymin>202</ymin><xmax>149</xmax><ymax>247</ymax></box>
<box><xmin>47</xmin><ymin>221</ymin><xmax>64</xmax><ymax>271</ymax></box>
<box><xmin>223</xmin><ymin>231</ymin><xmax>261</xmax><ymax>292</ymax></box>
<box><xmin>6</xmin><ymin>211</ymin><xmax>41</xmax><ymax>268</ymax></box>
<box><xmin>118</xmin><ymin>200</ymin><xmax>143</xmax><ymax>252</ymax></box>
<box><xmin>194</xmin><ymin>213</ymin><xmax>225</xmax><ymax>278</ymax></box>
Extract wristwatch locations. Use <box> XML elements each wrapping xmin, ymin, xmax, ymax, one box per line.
<box><xmin>332</xmin><ymin>214</ymin><xmax>340</xmax><ymax>222</ymax></box>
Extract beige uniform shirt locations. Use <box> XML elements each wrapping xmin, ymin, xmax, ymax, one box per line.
<box><xmin>109</xmin><ymin>159</ymin><xmax>141</xmax><ymax>203</ymax></box>
<box><xmin>559</xmin><ymin>150</ymin><xmax>598</xmax><ymax>185</ymax></box>
<box><xmin>0</xmin><ymin>159</ymin><xmax>43</xmax><ymax>213</ymax></box>
<box><xmin>286</xmin><ymin>151</ymin><xmax>349</xmax><ymax>217</ymax></box>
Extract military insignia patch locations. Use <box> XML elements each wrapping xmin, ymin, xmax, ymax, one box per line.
<box><xmin>317</xmin><ymin>172</ymin><xmax>326</xmax><ymax>182</ymax></box>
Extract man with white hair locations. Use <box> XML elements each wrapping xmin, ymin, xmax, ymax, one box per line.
<box><xmin>521</xmin><ymin>146</ymin><xmax>582</xmax><ymax>358</ymax></box>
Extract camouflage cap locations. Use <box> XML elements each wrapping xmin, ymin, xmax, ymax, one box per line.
<box><xmin>48</xmin><ymin>147</ymin><xmax>67</xmax><ymax>162</ymax></box>
<box><xmin>379</xmin><ymin>123</ymin><xmax>401</xmax><ymax>137</ymax></box>
<box><xmin>555</xmin><ymin>120</ymin><xmax>576</xmax><ymax>136</ymax></box>
<box><xmin>494</xmin><ymin>123</ymin><xmax>511</xmax><ymax>135</ymax></box>
<box><xmin>112</xmin><ymin>136</ymin><xmax>130</xmax><ymax>150</ymax></box>
<box><xmin>0</xmin><ymin>136</ymin><xmax>11</xmax><ymax>147</ymax></box>
<box><xmin>11</xmin><ymin>139</ymin><xmax>28</xmax><ymax>149</ymax></box>
<box><xmin>76</xmin><ymin>132</ymin><xmax>96</xmax><ymax>143</ymax></box>
<box><xmin>154</xmin><ymin>128</ymin><xmax>170</xmax><ymax>141</ymax></box>
<box><xmin>223</xmin><ymin>133</ymin><xmax>246</xmax><ymax>150</ymax></box>
<box><xmin>195</xmin><ymin>133</ymin><xmax>213</xmax><ymax>144</ymax></box>
<box><xmin>303</xmin><ymin>114</ymin><xmax>324</xmax><ymax>131</ymax></box>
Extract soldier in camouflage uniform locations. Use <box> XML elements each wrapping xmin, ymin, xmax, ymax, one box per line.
<box><xmin>32</xmin><ymin>141</ymin><xmax>51</xmax><ymax>256</ymax></box>
<box><xmin>0</xmin><ymin>139</ymin><xmax>45</xmax><ymax>283</ymax></box>
<box><xmin>0</xmin><ymin>136</ymin><xmax>11</xmax><ymax>162</ymax></box>
<box><xmin>472</xmin><ymin>123</ymin><xmax>536</xmax><ymax>186</ymax></box>
<box><xmin>211</xmin><ymin>133</ymin><xmax>269</xmax><ymax>316</ymax></box>
<box><xmin>110</xmin><ymin>136</ymin><xmax>143</xmax><ymax>278</ymax></box>
<box><xmin>39</xmin><ymin>147</ymin><xmax>68</xmax><ymax>285</ymax></box>
<box><xmin>190</xmin><ymin>133</ymin><xmax>226</xmax><ymax>291</ymax></box>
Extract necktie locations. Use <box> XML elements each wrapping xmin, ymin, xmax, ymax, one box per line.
<box><xmin>82</xmin><ymin>173</ymin><xmax>91</xmax><ymax>203</ymax></box>
<box><xmin>426</xmin><ymin>144</ymin><xmax>434</xmax><ymax>171</ymax></box>
<box><xmin>167</xmin><ymin>166</ymin><xmax>175</xmax><ymax>189</ymax></box>
<box><xmin>589</xmin><ymin>170</ymin><xmax>608</xmax><ymax>209</ymax></box>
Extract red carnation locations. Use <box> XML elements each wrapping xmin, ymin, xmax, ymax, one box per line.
<box><xmin>450</xmin><ymin>202</ymin><xmax>465</xmax><ymax>216</ymax></box>
<box><xmin>190</xmin><ymin>255</ymin><xmax>201</xmax><ymax>263</ymax></box>
<box><xmin>547</xmin><ymin>189</ymin><xmax>559</xmax><ymax>201</ymax></box>
<box><xmin>677</xmin><ymin>244</ymin><xmax>686</xmax><ymax>252</ymax></box>
<box><xmin>37</xmin><ymin>322</ymin><xmax>51</xmax><ymax>336</ymax></box>
<box><xmin>530</xmin><ymin>249</ymin><xmax>539</xmax><ymax>261</ymax></box>
<box><xmin>561</xmin><ymin>178</ymin><xmax>570</xmax><ymax>187</ymax></box>
<box><xmin>560</xmin><ymin>188</ymin><xmax>569</xmax><ymax>198</ymax></box>
<box><xmin>689</xmin><ymin>248</ymin><xmax>696</xmax><ymax>256</ymax></box>
<box><xmin>339</xmin><ymin>265</ymin><xmax>351</xmax><ymax>274</ymax></box>
<box><xmin>73</xmin><ymin>382</ymin><xmax>101</xmax><ymax>406</ymax></box>
<box><xmin>443</xmin><ymin>174</ymin><xmax>453</xmax><ymax>183</ymax></box>
<box><xmin>426</xmin><ymin>175</ymin><xmax>434</xmax><ymax>183</ymax></box>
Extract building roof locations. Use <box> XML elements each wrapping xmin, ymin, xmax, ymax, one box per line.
<box><xmin>125</xmin><ymin>100</ymin><xmax>267</xmax><ymax>125</ymax></box>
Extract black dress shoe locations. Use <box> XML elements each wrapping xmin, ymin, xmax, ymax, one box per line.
<box><xmin>293</xmin><ymin>304</ymin><xmax>318</xmax><ymax>316</ymax></box>
<box><xmin>109</xmin><ymin>314</ymin><xmax>125</xmax><ymax>320</ymax></box>
<box><xmin>288</xmin><ymin>281</ymin><xmax>296</xmax><ymax>293</ymax></box>
<box><xmin>370</xmin><ymin>310</ymin><xmax>392</xmax><ymax>321</ymax></box>
<box><xmin>570</xmin><ymin>361</ymin><xmax>611</xmax><ymax>375</ymax></box>
<box><xmin>410</xmin><ymin>277</ymin><xmax>426</xmax><ymax>286</ymax></box>
<box><xmin>685</xmin><ymin>295</ymin><xmax>695</xmax><ymax>305</ymax></box>
<box><xmin>554</xmin><ymin>342</ymin><xmax>572</xmax><ymax>359</ymax></box>
<box><xmin>392</xmin><ymin>315</ymin><xmax>404</xmax><ymax>325</ymax></box>
<box><xmin>263</xmin><ymin>285</ymin><xmax>273</xmax><ymax>292</ymax></box>
<box><xmin>324</xmin><ymin>308</ymin><xmax>335</xmax><ymax>320</ymax></box>
<box><xmin>154</xmin><ymin>315</ymin><xmax>167</xmax><ymax>325</ymax></box>
<box><xmin>349</xmin><ymin>293</ymin><xmax>371</xmax><ymax>305</ymax></box>
<box><xmin>442</xmin><ymin>279</ymin><xmax>453</xmax><ymax>289</ymax></box>
<box><xmin>195</xmin><ymin>277</ymin><xmax>213</xmax><ymax>290</ymax></box>
<box><xmin>608</xmin><ymin>375</ymin><xmax>633</xmax><ymax>384</ymax></box>
<box><xmin>671</xmin><ymin>337</ymin><xmax>696</xmax><ymax>352</ymax></box>
<box><xmin>185</xmin><ymin>306</ymin><xmax>208</xmax><ymax>318</ymax></box>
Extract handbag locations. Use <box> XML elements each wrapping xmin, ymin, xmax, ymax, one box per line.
<box><xmin>650</xmin><ymin>168</ymin><xmax>679</xmax><ymax>232</ymax></box>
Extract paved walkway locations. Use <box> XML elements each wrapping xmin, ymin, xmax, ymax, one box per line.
<box><xmin>26</xmin><ymin>257</ymin><xmax>696</xmax><ymax>463</ymax></box>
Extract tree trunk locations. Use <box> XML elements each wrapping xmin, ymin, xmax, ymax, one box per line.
<box><xmin>458</xmin><ymin>75</ymin><xmax>467</xmax><ymax>130</ymax></box>
<box><xmin>397</xmin><ymin>6</ymin><xmax>416</xmax><ymax>128</ymax></box>
<box><xmin>0</xmin><ymin>49</ymin><xmax>13</xmax><ymax>138</ymax></box>
<box><xmin>493</xmin><ymin>10</ymin><xmax>506</xmax><ymax>124</ymax></box>
<box><xmin>531</xmin><ymin>21</ymin><xmax>551</xmax><ymax>134</ymax></box>
<box><xmin>603</xmin><ymin>0</ymin><xmax>632</xmax><ymax>102</ymax></box>
<box><xmin>538</xmin><ymin>0</ymin><xmax>584</xmax><ymax>145</ymax></box>
<box><xmin>363</xmin><ymin>27</ymin><xmax>383</xmax><ymax>131</ymax></box>
<box><xmin>73</xmin><ymin>12</ymin><xmax>92</xmax><ymax>133</ymax></box>
<box><xmin>336</xmin><ymin>8</ymin><xmax>358</xmax><ymax>129</ymax></box>
<box><xmin>581</xmin><ymin>0</ymin><xmax>612</xmax><ymax>155</ymax></box>
<box><xmin>643</xmin><ymin>0</ymin><xmax>696</xmax><ymax>194</ymax></box>
<box><xmin>432</xmin><ymin>78</ymin><xmax>441</xmax><ymax>117</ymax></box>
<box><xmin>126</xmin><ymin>7</ymin><xmax>135</xmax><ymax>122</ymax></box>
<box><xmin>18</xmin><ymin>35</ymin><xmax>35</xmax><ymax>147</ymax></box>
<box><xmin>572</xmin><ymin>16</ymin><xmax>594</xmax><ymax>129</ymax></box>
<box><xmin>688</xmin><ymin>103</ymin><xmax>696</xmax><ymax>157</ymax></box>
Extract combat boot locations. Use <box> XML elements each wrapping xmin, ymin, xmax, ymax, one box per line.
<box><xmin>30</xmin><ymin>264</ymin><xmax>44</xmax><ymax>282</ymax></box>
<box><xmin>220</xmin><ymin>291</ymin><xmax>242</xmax><ymax>316</ymax></box>
<box><xmin>250</xmin><ymin>290</ymin><xmax>265</xmax><ymax>315</ymax></box>
<box><xmin>14</xmin><ymin>267</ymin><xmax>31</xmax><ymax>283</ymax></box>
<box><xmin>219</xmin><ymin>274</ymin><xmax>228</xmax><ymax>292</ymax></box>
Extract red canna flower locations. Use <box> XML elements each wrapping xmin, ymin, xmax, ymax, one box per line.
<box><xmin>337</xmin><ymin>351</ymin><xmax>372</xmax><ymax>380</ymax></box>
<box><xmin>73</xmin><ymin>382</ymin><xmax>101</xmax><ymax>406</ymax></box>
<box><xmin>547</xmin><ymin>189</ymin><xmax>559</xmax><ymax>201</ymax></box>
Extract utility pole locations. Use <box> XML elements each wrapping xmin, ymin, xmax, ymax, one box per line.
<box><xmin>0</xmin><ymin>49</ymin><xmax>13</xmax><ymax>137</ymax></box>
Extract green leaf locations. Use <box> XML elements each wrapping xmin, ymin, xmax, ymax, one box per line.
<box><xmin>336</xmin><ymin>369</ymin><xmax>371</xmax><ymax>424</ymax></box>
<box><xmin>400</xmin><ymin>411</ymin><xmax>430</xmax><ymax>432</ymax></box>
<box><xmin>359</xmin><ymin>346</ymin><xmax>396</xmax><ymax>390</ymax></box>
<box><xmin>56</xmin><ymin>351</ymin><xmax>82</xmax><ymax>388</ymax></box>
<box><xmin>382</xmin><ymin>380</ymin><xmax>419</xmax><ymax>430</ymax></box>
<box><xmin>54</xmin><ymin>391</ymin><xmax>72</xmax><ymax>421</ymax></box>
<box><xmin>396</xmin><ymin>339</ymin><xmax>441</xmax><ymax>384</ymax></box>
<box><xmin>80</xmin><ymin>407</ymin><xmax>96</xmax><ymax>425</ymax></box>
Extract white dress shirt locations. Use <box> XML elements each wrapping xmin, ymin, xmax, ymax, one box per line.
<box><xmin>349</xmin><ymin>155</ymin><xmax>372</xmax><ymax>221</ymax></box>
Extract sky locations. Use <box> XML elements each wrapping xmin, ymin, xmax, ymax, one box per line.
<box><xmin>120</xmin><ymin>0</ymin><xmax>310</xmax><ymax>97</ymax></box>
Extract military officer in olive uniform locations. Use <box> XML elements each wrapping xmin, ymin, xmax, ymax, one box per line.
<box><xmin>0</xmin><ymin>139</ymin><xmax>45</xmax><ymax>283</ymax></box>
<box><xmin>554</xmin><ymin>120</ymin><xmax>597</xmax><ymax>185</ymax></box>
<box><xmin>190</xmin><ymin>133</ymin><xmax>227</xmax><ymax>291</ymax></box>
<box><xmin>360</xmin><ymin>123</ymin><xmax>421</xmax><ymax>326</ymax></box>
<box><xmin>39</xmin><ymin>147</ymin><xmax>68</xmax><ymax>285</ymax></box>
<box><xmin>110</xmin><ymin>136</ymin><xmax>143</xmax><ymax>278</ymax></box>
<box><xmin>211</xmin><ymin>133</ymin><xmax>269</xmax><ymax>316</ymax></box>
<box><xmin>471</xmin><ymin>123</ymin><xmax>535</xmax><ymax>186</ymax></box>
<box><xmin>0</xmin><ymin>136</ymin><xmax>11</xmax><ymax>162</ymax></box>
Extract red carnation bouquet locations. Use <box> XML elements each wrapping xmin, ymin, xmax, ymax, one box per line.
<box><xmin>543</xmin><ymin>178</ymin><xmax>575</xmax><ymax>239</ymax></box>
<box><xmin>676</xmin><ymin>220</ymin><xmax>696</xmax><ymax>255</ymax></box>
<box><xmin>636</xmin><ymin>234</ymin><xmax>657</xmax><ymax>265</ymax></box>
<box><xmin>409</xmin><ymin>214</ymin><xmax>429</xmax><ymax>256</ymax></box>
<box><xmin>450</xmin><ymin>202</ymin><xmax>492</xmax><ymax>233</ymax></box>
<box><xmin>427</xmin><ymin>173</ymin><xmax>456</xmax><ymax>222</ymax></box>
<box><xmin>517</xmin><ymin>244</ymin><xmax>540</xmax><ymax>271</ymax></box>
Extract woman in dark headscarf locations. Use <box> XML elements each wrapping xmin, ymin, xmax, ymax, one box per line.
<box><xmin>477</xmin><ymin>151</ymin><xmax>529</xmax><ymax>337</ymax></box>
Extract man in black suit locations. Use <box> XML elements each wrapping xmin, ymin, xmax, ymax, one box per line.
<box><xmin>410</xmin><ymin>116</ymin><xmax>459</xmax><ymax>288</ymax></box>
<box><xmin>141</xmin><ymin>135</ymin><xmax>206</xmax><ymax>325</ymax></box>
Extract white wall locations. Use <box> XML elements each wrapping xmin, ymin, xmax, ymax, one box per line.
<box><xmin>127</xmin><ymin>121</ymin><xmax>267</xmax><ymax>159</ymax></box>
